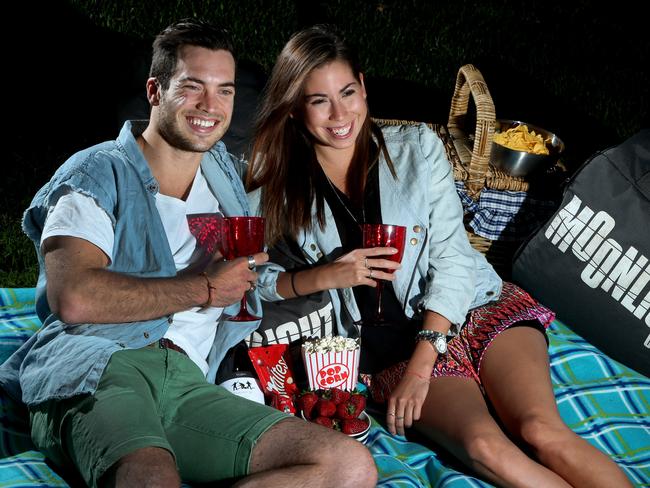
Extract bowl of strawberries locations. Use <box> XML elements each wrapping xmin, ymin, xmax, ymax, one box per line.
<box><xmin>297</xmin><ymin>387</ymin><xmax>371</xmax><ymax>443</ymax></box>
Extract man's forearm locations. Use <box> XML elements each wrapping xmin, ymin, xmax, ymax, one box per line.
<box><xmin>49</xmin><ymin>267</ymin><xmax>207</xmax><ymax>324</ymax></box>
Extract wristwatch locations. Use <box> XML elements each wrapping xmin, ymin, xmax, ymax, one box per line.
<box><xmin>416</xmin><ymin>330</ymin><xmax>448</xmax><ymax>354</ymax></box>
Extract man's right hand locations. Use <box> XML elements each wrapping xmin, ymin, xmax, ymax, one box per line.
<box><xmin>202</xmin><ymin>252</ymin><xmax>269</xmax><ymax>307</ymax></box>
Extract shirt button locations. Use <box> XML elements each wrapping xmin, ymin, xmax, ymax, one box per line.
<box><xmin>410</xmin><ymin>237</ymin><xmax>418</xmax><ymax>245</ymax></box>
<box><xmin>310</xmin><ymin>243</ymin><xmax>317</xmax><ymax>251</ymax></box>
<box><xmin>413</xmin><ymin>225</ymin><xmax>422</xmax><ymax>233</ymax></box>
<box><xmin>486</xmin><ymin>291</ymin><xmax>495</xmax><ymax>296</ymax></box>
<box><xmin>168</xmin><ymin>316</ymin><xmax>173</xmax><ymax>324</ymax></box>
<box><xmin>144</xmin><ymin>331</ymin><xmax>150</xmax><ymax>339</ymax></box>
<box><xmin>316</xmin><ymin>252</ymin><xmax>323</xmax><ymax>259</ymax></box>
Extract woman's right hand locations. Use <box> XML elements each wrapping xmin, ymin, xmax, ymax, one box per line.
<box><xmin>320</xmin><ymin>247</ymin><xmax>401</xmax><ymax>289</ymax></box>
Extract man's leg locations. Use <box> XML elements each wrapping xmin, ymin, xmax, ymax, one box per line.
<box><xmin>239</xmin><ymin>417</ymin><xmax>377</xmax><ymax>488</ymax></box>
<box><xmin>30</xmin><ymin>349</ymin><xmax>180</xmax><ymax>488</ymax></box>
<box><xmin>160</xmin><ymin>350</ymin><xmax>377</xmax><ymax>488</ymax></box>
<box><xmin>100</xmin><ymin>448</ymin><xmax>180</xmax><ymax>488</ymax></box>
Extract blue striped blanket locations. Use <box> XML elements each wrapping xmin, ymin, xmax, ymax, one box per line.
<box><xmin>1</xmin><ymin>288</ymin><xmax>649</xmax><ymax>487</ymax></box>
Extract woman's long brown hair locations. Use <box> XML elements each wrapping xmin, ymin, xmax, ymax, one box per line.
<box><xmin>247</xmin><ymin>25</ymin><xmax>395</xmax><ymax>246</ymax></box>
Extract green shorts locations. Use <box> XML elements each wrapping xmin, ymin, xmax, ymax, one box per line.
<box><xmin>29</xmin><ymin>348</ymin><xmax>287</xmax><ymax>487</ymax></box>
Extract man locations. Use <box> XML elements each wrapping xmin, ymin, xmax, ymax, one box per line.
<box><xmin>0</xmin><ymin>20</ymin><xmax>376</xmax><ymax>487</ymax></box>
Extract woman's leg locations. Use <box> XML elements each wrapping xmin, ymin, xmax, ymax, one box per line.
<box><xmin>481</xmin><ymin>326</ymin><xmax>632</xmax><ymax>487</ymax></box>
<box><xmin>414</xmin><ymin>376</ymin><xmax>570</xmax><ymax>487</ymax></box>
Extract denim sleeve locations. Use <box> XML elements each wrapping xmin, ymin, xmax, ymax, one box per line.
<box><xmin>416</xmin><ymin>124</ymin><xmax>477</xmax><ymax>328</ymax></box>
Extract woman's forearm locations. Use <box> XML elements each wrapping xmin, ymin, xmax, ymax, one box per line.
<box><xmin>276</xmin><ymin>266</ymin><xmax>333</xmax><ymax>298</ymax></box>
<box><xmin>407</xmin><ymin>310</ymin><xmax>453</xmax><ymax>375</ymax></box>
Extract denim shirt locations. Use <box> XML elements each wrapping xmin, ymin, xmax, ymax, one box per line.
<box><xmin>0</xmin><ymin>121</ymin><xmax>266</xmax><ymax>406</ymax></box>
<box><xmin>250</xmin><ymin>123</ymin><xmax>502</xmax><ymax>334</ymax></box>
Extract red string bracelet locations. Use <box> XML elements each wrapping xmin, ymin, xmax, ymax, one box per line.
<box><xmin>404</xmin><ymin>370</ymin><xmax>431</xmax><ymax>382</ymax></box>
<box><xmin>200</xmin><ymin>272</ymin><xmax>216</xmax><ymax>307</ymax></box>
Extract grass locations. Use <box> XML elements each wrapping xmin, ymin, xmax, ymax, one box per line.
<box><xmin>0</xmin><ymin>215</ymin><xmax>38</xmax><ymax>288</ymax></box>
<box><xmin>2</xmin><ymin>0</ymin><xmax>648</xmax><ymax>288</ymax></box>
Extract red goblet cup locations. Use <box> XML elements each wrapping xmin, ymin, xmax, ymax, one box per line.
<box><xmin>222</xmin><ymin>216</ymin><xmax>266</xmax><ymax>321</ymax></box>
<box><xmin>362</xmin><ymin>223</ymin><xmax>406</xmax><ymax>325</ymax></box>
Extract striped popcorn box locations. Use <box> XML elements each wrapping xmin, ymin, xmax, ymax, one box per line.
<box><xmin>302</xmin><ymin>336</ymin><xmax>360</xmax><ymax>391</ymax></box>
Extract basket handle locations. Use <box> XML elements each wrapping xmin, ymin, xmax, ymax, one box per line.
<box><xmin>447</xmin><ymin>64</ymin><xmax>496</xmax><ymax>199</ymax></box>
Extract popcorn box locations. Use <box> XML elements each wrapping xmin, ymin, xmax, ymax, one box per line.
<box><xmin>302</xmin><ymin>337</ymin><xmax>360</xmax><ymax>391</ymax></box>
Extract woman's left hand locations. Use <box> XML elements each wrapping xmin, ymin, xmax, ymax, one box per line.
<box><xmin>386</xmin><ymin>370</ymin><xmax>431</xmax><ymax>436</ymax></box>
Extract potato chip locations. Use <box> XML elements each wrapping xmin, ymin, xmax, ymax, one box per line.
<box><xmin>494</xmin><ymin>124</ymin><xmax>550</xmax><ymax>155</ymax></box>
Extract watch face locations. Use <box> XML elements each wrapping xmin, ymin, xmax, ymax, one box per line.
<box><xmin>435</xmin><ymin>337</ymin><xmax>448</xmax><ymax>353</ymax></box>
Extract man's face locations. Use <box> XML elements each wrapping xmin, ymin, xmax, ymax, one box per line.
<box><xmin>154</xmin><ymin>46</ymin><xmax>235</xmax><ymax>153</ymax></box>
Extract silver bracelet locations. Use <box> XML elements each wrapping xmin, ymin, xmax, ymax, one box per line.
<box><xmin>415</xmin><ymin>329</ymin><xmax>448</xmax><ymax>354</ymax></box>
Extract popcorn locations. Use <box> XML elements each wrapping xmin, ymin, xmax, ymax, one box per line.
<box><xmin>302</xmin><ymin>336</ymin><xmax>359</xmax><ymax>354</ymax></box>
<box><xmin>302</xmin><ymin>336</ymin><xmax>360</xmax><ymax>391</ymax></box>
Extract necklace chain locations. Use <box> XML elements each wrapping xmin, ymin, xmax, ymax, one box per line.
<box><xmin>324</xmin><ymin>175</ymin><xmax>366</xmax><ymax>227</ymax></box>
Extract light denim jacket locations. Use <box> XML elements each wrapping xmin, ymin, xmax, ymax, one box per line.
<box><xmin>250</xmin><ymin>123</ymin><xmax>502</xmax><ymax>334</ymax></box>
<box><xmin>0</xmin><ymin>121</ymin><xmax>264</xmax><ymax>406</ymax></box>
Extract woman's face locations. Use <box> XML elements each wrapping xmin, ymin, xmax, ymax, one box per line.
<box><xmin>300</xmin><ymin>60</ymin><xmax>367</xmax><ymax>155</ymax></box>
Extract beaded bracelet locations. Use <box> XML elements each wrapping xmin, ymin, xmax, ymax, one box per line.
<box><xmin>200</xmin><ymin>272</ymin><xmax>216</xmax><ymax>307</ymax></box>
<box><xmin>290</xmin><ymin>272</ymin><xmax>302</xmax><ymax>297</ymax></box>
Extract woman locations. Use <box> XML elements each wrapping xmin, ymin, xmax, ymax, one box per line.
<box><xmin>247</xmin><ymin>26</ymin><xmax>631</xmax><ymax>487</ymax></box>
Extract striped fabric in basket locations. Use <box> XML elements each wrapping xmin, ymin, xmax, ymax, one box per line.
<box><xmin>1</xmin><ymin>288</ymin><xmax>649</xmax><ymax>487</ymax></box>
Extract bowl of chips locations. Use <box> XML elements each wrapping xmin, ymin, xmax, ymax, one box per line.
<box><xmin>491</xmin><ymin>120</ymin><xmax>564</xmax><ymax>177</ymax></box>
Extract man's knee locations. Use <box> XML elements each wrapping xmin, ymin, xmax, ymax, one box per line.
<box><xmin>250</xmin><ymin>418</ymin><xmax>377</xmax><ymax>486</ymax></box>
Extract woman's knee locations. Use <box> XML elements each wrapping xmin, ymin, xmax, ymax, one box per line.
<box><xmin>463</xmin><ymin>430</ymin><xmax>512</xmax><ymax>473</ymax></box>
<box><xmin>518</xmin><ymin>415</ymin><xmax>573</xmax><ymax>459</ymax></box>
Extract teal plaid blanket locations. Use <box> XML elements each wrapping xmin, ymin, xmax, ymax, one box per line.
<box><xmin>1</xmin><ymin>288</ymin><xmax>649</xmax><ymax>487</ymax></box>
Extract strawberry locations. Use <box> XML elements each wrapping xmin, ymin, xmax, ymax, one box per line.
<box><xmin>317</xmin><ymin>388</ymin><xmax>331</xmax><ymax>400</ymax></box>
<box><xmin>336</xmin><ymin>400</ymin><xmax>360</xmax><ymax>420</ymax></box>
<box><xmin>341</xmin><ymin>418</ymin><xmax>369</xmax><ymax>435</ymax></box>
<box><xmin>314</xmin><ymin>416</ymin><xmax>337</xmax><ymax>429</ymax></box>
<box><xmin>350</xmin><ymin>392</ymin><xmax>367</xmax><ymax>412</ymax></box>
<box><xmin>329</xmin><ymin>387</ymin><xmax>351</xmax><ymax>405</ymax></box>
<box><xmin>316</xmin><ymin>399</ymin><xmax>337</xmax><ymax>418</ymax></box>
<box><xmin>297</xmin><ymin>391</ymin><xmax>318</xmax><ymax>420</ymax></box>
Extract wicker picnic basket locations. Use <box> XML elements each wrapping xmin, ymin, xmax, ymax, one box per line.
<box><xmin>447</xmin><ymin>64</ymin><xmax>530</xmax><ymax>200</ymax></box>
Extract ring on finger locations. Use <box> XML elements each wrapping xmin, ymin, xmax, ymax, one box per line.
<box><xmin>247</xmin><ymin>255</ymin><xmax>256</xmax><ymax>270</ymax></box>
<box><xmin>364</xmin><ymin>257</ymin><xmax>369</xmax><ymax>269</ymax></box>
<box><xmin>396</xmin><ymin>416</ymin><xmax>404</xmax><ymax>420</ymax></box>
<box><xmin>369</xmin><ymin>269</ymin><xmax>374</xmax><ymax>279</ymax></box>
<box><xmin>387</xmin><ymin>412</ymin><xmax>396</xmax><ymax>417</ymax></box>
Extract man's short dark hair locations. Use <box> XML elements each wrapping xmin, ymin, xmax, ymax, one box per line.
<box><xmin>150</xmin><ymin>19</ymin><xmax>235</xmax><ymax>90</ymax></box>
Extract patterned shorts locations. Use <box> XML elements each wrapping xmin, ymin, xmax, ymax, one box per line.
<box><xmin>365</xmin><ymin>282</ymin><xmax>555</xmax><ymax>403</ymax></box>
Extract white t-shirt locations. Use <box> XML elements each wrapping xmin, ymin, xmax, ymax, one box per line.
<box><xmin>41</xmin><ymin>167</ymin><xmax>224</xmax><ymax>376</ymax></box>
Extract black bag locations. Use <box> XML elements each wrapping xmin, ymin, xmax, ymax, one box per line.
<box><xmin>512</xmin><ymin>130</ymin><xmax>650</xmax><ymax>376</ymax></box>
<box><xmin>247</xmin><ymin>238</ymin><xmax>346</xmax><ymax>348</ymax></box>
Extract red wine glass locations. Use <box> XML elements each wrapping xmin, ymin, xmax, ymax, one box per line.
<box><xmin>362</xmin><ymin>223</ymin><xmax>406</xmax><ymax>324</ymax></box>
<box><xmin>222</xmin><ymin>216</ymin><xmax>266</xmax><ymax>321</ymax></box>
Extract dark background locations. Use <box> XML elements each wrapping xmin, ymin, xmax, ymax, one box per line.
<box><xmin>2</xmin><ymin>0</ymin><xmax>649</xmax><ymax>286</ymax></box>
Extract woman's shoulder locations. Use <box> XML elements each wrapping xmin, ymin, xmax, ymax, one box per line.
<box><xmin>378</xmin><ymin>121</ymin><xmax>425</xmax><ymax>140</ymax></box>
<box><xmin>378</xmin><ymin>121</ymin><xmax>447</xmax><ymax>166</ymax></box>
<box><xmin>378</xmin><ymin>121</ymin><xmax>442</xmax><ymax>149</ymax></box>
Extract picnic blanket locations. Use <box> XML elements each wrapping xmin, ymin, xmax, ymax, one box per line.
<box><xmin>1</xmin><ymin>288</ymin><xmax>649</xmax><ymax>487</ymax></box>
